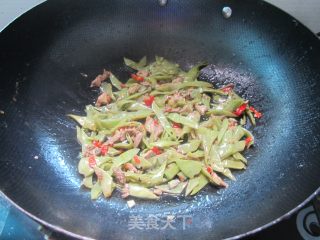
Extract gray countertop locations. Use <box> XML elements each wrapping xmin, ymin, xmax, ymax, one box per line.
<box><xmin>267</xmin><ymin>0</ymin><xmax>320</xmax><ymax>34</ymax></box>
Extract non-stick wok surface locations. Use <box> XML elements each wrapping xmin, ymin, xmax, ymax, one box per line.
<box><xmin>0</xmin><ymin>0</ymin><xmax>320</xmax><ymax>239</ymax></box>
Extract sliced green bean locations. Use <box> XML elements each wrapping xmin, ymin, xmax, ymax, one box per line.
<box><xmin>222</xmin><ymin>159</ymin><xmax>246</xmax><ymax>170</ymax></box>
<box><xmin>91</xmin><ymin>182</ymin><xmax>102</xmax><ymax>200</ymax></box>
<box><xmin>94</xmin><ymin>167</ymin><xmax>115</xmax><ymax>198</ymax></box>
<box><xmin>126</xmin><ymin>184</ymin><xmax>159</xmax><ymax>200</ymax></box>
<box><xmin>72</xmin><ymin>56</ymin><xmax>260</xmax><ymax>202</ymax></box>
<box><xmin>110</xmin><ymin>73</ymin><xmax>123</xmax><ymax>90</ymax></box>
<box><xmin>176</xmin><ymin>159</ymin><xmax>202</xmax><ymax>179</ymax></box>
<box><xmin>124</xmin><ymin>56</ymin><xmax>147</xmax><ymax>70</ymax></box>
<box><xmin>190</xmin><ymin>174</ymin><xmax>208</xmax><ymax>195</ymax></box>
<box><xmin>246</xmin><ymin>109</ymin><xmax>256</xmax><ymax>126</ymax></box>
<box><xmin>233</xmin><ymin>152</ymin><xmax>248</xmax><ymax>164</ymax></box>
<box><xmin>152</xmin><ymin>102</ymin><xmax>175</xmax><ymax>138</ymax></box>
<box><xmin>167</xmin><ymin>113</ymin><xmax>199</xmax><ymax>129</ymax></box>
<box><xmin>164</xmin><ymin>163</ymin><xmax>180</xmax><ymax>180</ymax></box>
<box><xmin>217</xmin><ymin>118</ymin><xmax>229</xmax><ymax>144</ymax></box>
<box><xmin>112</xmin><ymin>148</ymin><xmax>140</xmax><ymax>169</ymax></box>
<box><xmin>197</xmin><ymin>127</ymin><xmax>218</xmax><ymax>164</ymax></box>
<box><xmin>184</xmin><ymin>62</ymin><xmax>207</xmax><ymax>82</ymax></box>
<box><xmin>155</xmin><ymin>182</ymin><xmax>187</xmax><ymax>195</ymax></box>
<box><xmin>177</xmin><ymin>140</ymin><xmax>201</xmax><ymax>154</ymax></box>
<box><xmin>82</xmin><ymin>175</ymin><xmax>93</xmax><ymax>189</ymax></box>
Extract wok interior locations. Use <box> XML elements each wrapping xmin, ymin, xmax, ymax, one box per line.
<box><xmin>0</xmin><ymin>0</ymin><xmax>320</xmax><ymax>239</ymax></box>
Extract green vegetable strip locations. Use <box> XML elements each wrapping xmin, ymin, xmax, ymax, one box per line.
<box><xmin>206</xmin><ymin>109</ymin><xmax>238</xmax><ymax>117</ymax></box>
<box><xmin>126</xmin><ymin>184</ymin><xmax>159</xmax><ymax>199</ymax></box>
<box><xmin>112</xmin><ymin>148</ymin><xmax>140</xmax><ymax>168</ymax></box>
<box><xmin>94</xmin><ymin>167</ymin><xmax>115</xmax><ymax>198</ymax></box>
<box><xmin>233</xmin><ymin>152</ymin><xmax>248</xmax><ymax>164</ymax></box>
<box><xmin>175</xmin><ymin>159</ymin><xmax>202</xmax><ymax>179</ymax></box>
<box><xmin>167</xmin><ymin>113</ymin><xmax>199</xmax><ymax>129</ymax></box>
<box><xmin>164</xmin><ymin>163</ymin><xmax>180</xmax><ymax>180</ymax></box>
<box><xmin>91</xmin><ymin>182</ymin><xmax>102</xmax><ymax>200</ymax></box>
<box><xmin>190</xmin><ymin>174</ymin><xmax>209</xmax><ymax>195</ymax></box>
<box><xmin>185</xmin><ymin>177</ymin><xmax>201</xmax><ymax>196</ymax></box>
<box><xmin>82</xmin><ymin>176</ymin><xmax>93</xmax><ymax>189</ymax></box>
<box><xmin>109</xmin><ymin>74</ymin><xmax>123</xmax><ymax>90</ymax></box>
<box><xmin>150</xmin><ymin>141</ymin><xmax>180</xmax><ymax>148</ymax></box>
<box><xmin>184</xmin><ymin>62</ymin><xmax>207</xmax><ymax>82</ymax></box>
<box><xmin>156</xmin><ymin>81</ymin><xmax>212</xmax><ymax>92</ymax></box>
<box><xmin>69</xmin><ymin>56</ymin><xmax>260</xmax><ymax>202</ymax></box>
<box><xmin>178</xmin><ymin>140</ymin><xmax>201</xmax><ymax>154</ymax></box>
<box><xmin>197</xmin><ymin>127</ymin><xmax>218</xmax><ymax>164</ymax></box>
<box><xmin>155</xmin><ymin>182</ymin><xmax>187</xmax><ymax>195</ymax></box>
<box><xmin>152</xmin><ymin>102</ymin><xmax>175</xmax><ymax>138</ymax></box>
<box><xmin>217</xmin><ymin>119</ymin><xmax>229</xmax><ymax>144</ymax></box>
<box><xmin>124</xmin><ymin>56</ymin><xmax>147</xmax><ymax>70</ymax></box>
<box><xmin>246</xmin><ymin>109</ymin><xmax>256</xmax><ymax>126</ymax></box>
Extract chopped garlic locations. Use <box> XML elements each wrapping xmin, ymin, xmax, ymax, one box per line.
<box><xmin>127</xmin><ymin>200</ymin><xmax>136</xmax><ymax>208</ymax></box>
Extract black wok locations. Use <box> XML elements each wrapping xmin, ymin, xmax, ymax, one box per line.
<box><xmin>0</xmin><ymin>0</ymin><xmax>320</xmax><ymax>239</ymax></box>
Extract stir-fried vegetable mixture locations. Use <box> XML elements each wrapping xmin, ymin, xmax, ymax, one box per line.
<box><xmin>69</xmin><ymin>56</ymin><xmax>262</xmax><ymax>202</ymax></box>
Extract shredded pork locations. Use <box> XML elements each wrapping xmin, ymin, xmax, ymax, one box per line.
<box><xmin>96</xmin><ymin>92</ymin><xmax>112</xmax><ymax>107</ymax></box>
<box><xmin>90</xmin><ymin>69</ymin><xmax>111</xmax><ymax>88</ymax></box>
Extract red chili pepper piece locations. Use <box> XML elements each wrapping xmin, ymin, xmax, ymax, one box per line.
<box><xmin>100</xmin><ymin>145</ymin><xmax>109</xmax><ymax>156</ymax></box>
<box><xmin>143</xmin><ymin>95</ymin><xmax>155</xmax><ymax>107</ymax></box>
<box><xmin>234</xmin><ymin>103</ymin><xmax>248</xmax><ymax>116</ymax></box>
<box><xmin>172</xmin><ymin>122</ymin><xmax>182</xmax><ymax>128</ymax></box>
<box><xmin>92</xmin><ymin>140</ymin><xmax>102</xmax><ymax>148</ymax></box>
<box><xmin>88</xmin><ymin>156</ymin><xmax>96</xmax><ymax>168</ymax></box>
<box><xmin>207</xmin><ymin>166</ymin><xmax>213</xmax><ymax>174</ymax></box>
<box><xmin>245</xmin><ymin>136</ymin><xmax>253</xmax><ymax>146</ymax></box>
<box><xmin>221</xmin><ymin>84</ymin><xmax>234</xmax><ymax>93</ymax></box>
<box><xmin>254</xmin><ymin>111</ymin><xmax>262</xmax><ymax>118</ymax></box>
<box><xmin>153</xmin><ymin>119</ymin><xmax>159</xmax><ymax>125</ymax></box>
<box><xmin>151</xmin><ymin>146</ymin><xmax>162</xmax><ymax>155</ymax></box>
<box><xmin>249</xmin><ymin>106</ymin><xmax>262</xmax><ymax>119</ymax></box>
<box><xmin>133</xmin><ymin>155</ymin><xmax>141</xmax><ymax>164</ymax></box>
<box><xmin>120</xmin><ymin>83</ymin><xmax>127</xmax><ymax>88</ymax></box>
<box><xmin>131</xmin><ymin>73</ymin><xmax>144</xmax><ymax>82</ymax></box>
